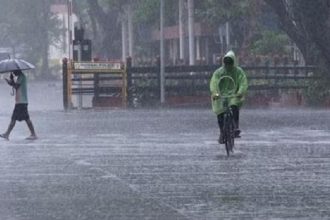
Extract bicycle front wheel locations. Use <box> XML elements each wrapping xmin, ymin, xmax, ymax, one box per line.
<box><xmin>224</xmin><ymin>114</ymin><xmax>234</xmax><ymax>156</ymax></box>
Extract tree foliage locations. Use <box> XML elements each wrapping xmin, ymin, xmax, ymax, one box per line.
<box><xmin>264</xmin><ymin>0</ymin><xmax>330</xmax><ymax>68</ymax></box>
<box><xmin>78</xmin><ymin>0</ymin><xmax>124</xmax><ymax>58</ymax></box>
<box><xmin>251</xmin><ymin>30</ymin><xmax>289</xmax><ymax>56</ymax></box>
<box><xmin>196</xmin><ymin>0</ymin><xmax>250</xmax><ymax>23</ymax></box>
<box><xmin>0</xmin><ymin>0</ymin><xmax>60</xmax><ymax>77</ymax></box>
<box><xmin>76</xmin><ymin>0</ymin><xmax>330</xmax><ymax>69</ymax></box>
<box><xmin>196</xmin><ymin>0</ymin><xmax>269</xmax><ymax>55</ymax></box>
<box><xmin>264</xmin><ymin>0</ymin><xmax>330</xmax><ymax>105</ymax></box>
<box><xmin>134</xmin><ymin>0</ymin><xmax>179</xmax><ymax>27</ymax></box>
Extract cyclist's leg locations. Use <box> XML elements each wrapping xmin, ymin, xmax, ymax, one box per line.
<box><xmin>217</xmin><ymin>113</ymin><xmax>225</xmax><ymax>144</ymax></box>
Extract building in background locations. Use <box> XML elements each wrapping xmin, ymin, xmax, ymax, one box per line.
<box><xmin>151</xmin><ymin>22</ymin><xmax>231</xmax><ymax>65</ymax></box>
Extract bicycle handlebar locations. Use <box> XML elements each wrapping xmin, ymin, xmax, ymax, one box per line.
<box><xmin>212</xmin><ymin>93</ymin><xmax>239</xmax><ymax>100</ymax></box>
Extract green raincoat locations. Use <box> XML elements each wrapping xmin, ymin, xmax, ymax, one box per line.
<box><xmin>210</xmin><ymin>51</ymin><xmax>248</xmax><ymax>115</ymax></box>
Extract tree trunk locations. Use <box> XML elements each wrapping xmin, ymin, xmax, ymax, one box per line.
<box><xmin>41</xmin><ymin>38</ymin><xmax>49</xmax><ymax>77</ymax></box>
<box><xmin>86</xmin><ymin>0</ymin><xmax>121</xmax><ymax>58</ymax></box>
<box><xmin>241</xmin><ymin>0</ymin><xmax>262</xmax><ymax>56</ymax></box>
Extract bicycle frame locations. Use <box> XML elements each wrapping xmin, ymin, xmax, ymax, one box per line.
<box><xmin>221</xmin><ymin>96</ymin><xmax>236</xmax><ymax>156</ymax></box>
<box><xmin>214</xmin><ymin>75</ymin><xmax>237</xmax><ymax>156</ymax></box>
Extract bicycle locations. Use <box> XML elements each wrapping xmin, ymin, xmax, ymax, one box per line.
<box><xmin>213</xmin><ymin>76</ymin><xmax>237</xmax><ymax>156</ymax></box>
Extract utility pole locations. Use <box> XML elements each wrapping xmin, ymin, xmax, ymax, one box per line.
<box><xmin>67</xmin><ymin>0</ymin><xmax>73</xmax><ymax>60</ymax></box>
<box><xmin>77</xmin><ymin>41</ymin><xmax>83</xmax><ymax>109</ymax></box>
<box><xmin>128</xmin><ymin>4</ymin><xmax>134</xmax><ymax>62</ymax></box>
<box><xmin>226</xmin><ymin>22</ymin><xmax>230</xmax><ymax>51</ymax></box>
<box><xmin>188</xmin><ymin>0</ymin><xmax>195</xmax><ymax>65</ymax></box>
<box><xmin>160</xmin><ymin>0</ymin><xmax>165</xmax><ymax>104</ymax></box>
<box><xmin>179</xmin><ymin>0</ymin><xmax>185</xmax><ymax>61</ymax></box>
<box><xmin>121</xmin><ymin>14</ymin><xmax>128</xmax><ymax>62</ymax></box>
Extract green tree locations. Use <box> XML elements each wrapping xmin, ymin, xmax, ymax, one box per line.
<box><xmin>79</xmin><ymin>0</ymin><xmax>123</xmax><ymax>58</ymax></box>
<box><xmin>251</xmin><ymin>30</ymin><xmax>289</xmax><ymax>56</ymax></box>
<box><xmin>264</xmin><ymin>0</ymin><xmax>330</xmax><ymax>105</ymax></box>
<box><xmin>0</xmin><ymin>0</ymin><xmax>61</xmax><ymax>77</ymax></box>
<box><xmin>197</xmin><ymin>0</ymin><xmax>265</xmax><ymax>53</ymax></box>
<box><xmin>264</xmin><ymin>0</ymin><xmax>330</xmax><ymax>67</ymax></box>
<box><xmin>134</xmin><ymin>0</ymin><xmax>179</xmax><ymax>27</ymax></box>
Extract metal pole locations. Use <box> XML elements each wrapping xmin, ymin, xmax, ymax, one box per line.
<box><xmin>226</xmin><ymin>21</ymin><xmax>230</xmax><ymax>50</ymax></box>
<box><xmin>62</xmin><ymin>58</ymin><xmax>68</xmax><ymax>110</ymax></box>
<box><xmin>188</xmin><ymin>0</ymin><xmax>195</xmax><ymax>65</ymax></box>
<box><xmin>179</xmin><ymin>0</ymin><xmax>184</xmax><ymax>60</ymax></box>
<box><xmin>121</xmin><ymin>17</ymin><xmax>127</xmax><ymax>62</ymax></box>
<box><xmin>128</xmin><ymin>4</ymin><xmax>134</xmax><ymax>62</ymax></box>
<box><xmin>78</xmin><ymin>42</ymin><xmax>83</xmax><ymax>109</ymax></box>
<box><xmin>67</xmin><ymin>0</ymin><xmax>73</xmax><ymax>60</ymax></box>
<box><xmin>160</xmin><ymin>0</ymin><xmax>165</xmax><ymax>104</ymax></box>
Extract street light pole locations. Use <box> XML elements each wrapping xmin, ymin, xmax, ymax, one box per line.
<box><xmin>67</xmin><ymin>0</ymin><xmax>73</xmax><ymax>60</ymax></box>
<box><xmin>188</xmin><ymin>0</ymin><xmax>195</xmax><ymax>65</ymax></box>
<box><xmin>160</xmin><ymin>0</ymin><xmax>165</xmax><ymax>104</ymax></box>
<box><xmin>179</xmin><ymin>0</ymin><xmax>184</xmax><ymax>60</ymax></box>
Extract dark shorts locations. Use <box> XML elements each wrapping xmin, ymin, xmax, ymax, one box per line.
<box><xmin>12</xmin><ymin>104</ymin><xmax>30</xmax><ymax>122</ymax></box>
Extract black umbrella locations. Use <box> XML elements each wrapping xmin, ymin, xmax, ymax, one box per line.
<box><xmin>0</xmin><ymin>58</ymin><xmax>35</xmax><ymax>74</ymax></box>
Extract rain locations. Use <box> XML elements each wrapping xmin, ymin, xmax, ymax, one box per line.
<box><xmin>0</xmin><ymin>0</ymin><xmax>330</xmax><ymax>219</ymax></box>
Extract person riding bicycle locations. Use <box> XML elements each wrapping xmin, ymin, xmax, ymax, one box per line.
<box><xmin>210</xmin><ymin>50</ymin><xmax>248</xmax><ymax>144</ymax></box>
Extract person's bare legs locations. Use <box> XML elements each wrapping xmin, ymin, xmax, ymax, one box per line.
<box><xmin>0</xmin><ymin>120</ymin><xmax>16</xmax><ymax>140</ymax></box>
<box><xmin>26</xmin><ymin>119</ymin><xmax>37</xmax><ymax>139</ymax></box>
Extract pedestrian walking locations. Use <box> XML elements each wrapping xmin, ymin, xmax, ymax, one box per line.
<box><xmin>0</xmin><ymin>70</ymin><xmax>37</xmax><ymax>140</ymax></box>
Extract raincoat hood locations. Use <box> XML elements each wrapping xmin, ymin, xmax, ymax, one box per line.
<box><xmin>222</xmin><ymin>50</ymin><xmax>237</xmax><ymax>67</ymax></box>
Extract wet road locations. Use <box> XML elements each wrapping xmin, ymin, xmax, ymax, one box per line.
<box><xmin>0</xmin><ymin>81</ymin><xmax>330</xmax><ymax>219</ymax></box>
